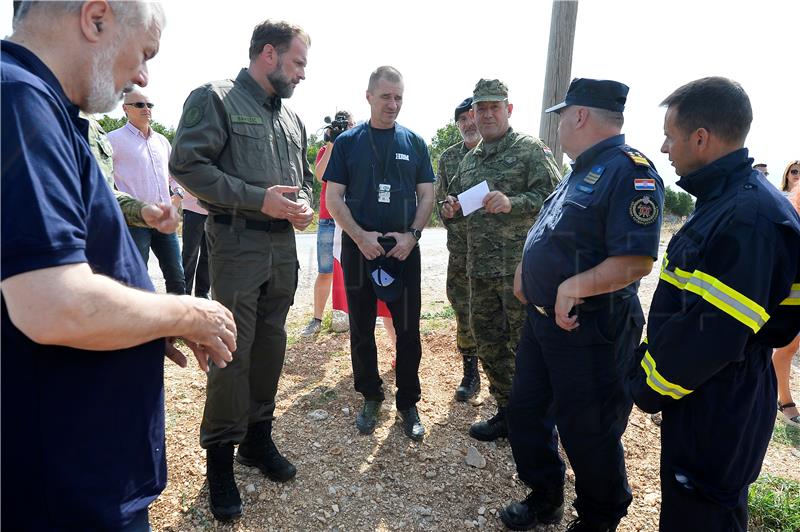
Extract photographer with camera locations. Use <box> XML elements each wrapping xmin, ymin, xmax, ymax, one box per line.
<box><xmin>301</xmin><ymin>110</ymin><xmax>355</xmax><ymax>337</ymax></box>
<box><xmin>325</xmin><ymin>66</ymin><xmax>435</xmax><ymax>442</ymax></box>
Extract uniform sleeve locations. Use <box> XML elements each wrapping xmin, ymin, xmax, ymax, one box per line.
<box><xmin>168</xmin><ymin>87</ymin><xmax>264</xmax><ymax>210</ymax></box>
<box><xmin>297</xmin><ymin>120</ymin><xmax>314</xmax><ymax>208</ymax></box>
<box><xmin>629</xmin><ymin>221</ymin><xmax>794</xmax><ymax>413</ymax></box>
<box><xmin>605</xmin><ymin>165</ymin><xmax>664</xmax><ymax>259</ymax></box>
<box><xmin>508</xmin><ymin>140</ymin><xmax>561</xmax><ymax>215</ymax></box>
<box><xmin>1</xmin><ymin>84</ymin><xmax>87</xmax><ymax>280</ymax></box>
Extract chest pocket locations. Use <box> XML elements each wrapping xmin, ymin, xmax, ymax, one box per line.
<box><xmin>230</xmin><ymin>123</ymin><xmax>267</xmax><ymax>170</ymax></box>
<box><xmin>563</xmin><ymin>188</ymin><xmax>596</xmax><ymax>214</ymax></box>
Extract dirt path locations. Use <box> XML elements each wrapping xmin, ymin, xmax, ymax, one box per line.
<box><xmin>148</xmin><ymin>228</ymin><xmax>799</xmax><ymax>531</ymax></box>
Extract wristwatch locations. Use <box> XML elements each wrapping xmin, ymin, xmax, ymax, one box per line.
<box><xmin>409</xmin><ymin>228</ymin><xmax>422</xmax><ymax>241</ymax></box>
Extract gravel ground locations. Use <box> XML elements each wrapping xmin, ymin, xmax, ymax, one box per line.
<box><xmin>147</xmin><ymin>227</ymin><xmax>799</xmax><ymax>531</ymax></box>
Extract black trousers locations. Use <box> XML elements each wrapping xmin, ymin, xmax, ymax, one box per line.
<box><xmin>182</xmin><ymin>210</ymin><xmax>210</xmax><ymax>297</ymax></box>
<box><xmin>507</xmin><ymin>297</ymin><xmax>644</xmax><ymax>524</ymax></box>
<box><xmin>659</xmin><ymin>465</ymin><xmax>748</xmax><ymax>531</ymax></box>
<box><xmin>340</xmin><ymin>233</ymin><xmax>422</xmax><ymax>410</ymax></box>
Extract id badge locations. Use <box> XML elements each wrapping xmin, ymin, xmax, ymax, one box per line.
<box><xmin>378</xmin><ymin>183</ymin><xmax>391</xmax><ymax>203</ymax></box>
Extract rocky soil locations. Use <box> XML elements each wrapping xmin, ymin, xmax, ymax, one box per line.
<box><xmin>148</xmin><ymin>228</ymin><xmax>799</xmax><ymax>531</ymax></box>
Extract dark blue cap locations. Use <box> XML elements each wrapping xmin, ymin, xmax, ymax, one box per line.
<box><xmin>454</xmin><ymin>97</ymin><xmax>473</xmax><ymax>121</ymax></box>
<box><xmin>545</xmin><ymin>78</ymin><xmax>629</xmax><ymax>113</ymax></box>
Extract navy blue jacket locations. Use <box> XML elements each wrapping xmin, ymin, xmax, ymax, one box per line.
<box><xmin>629</xmin><ymin>148</ymin><xmax>800</xmax><ymax>507</ymax></box>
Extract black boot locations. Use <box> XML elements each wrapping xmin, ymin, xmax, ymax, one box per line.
<box><xmin>455</xmin><ymin>354</ymin><xmax>480</xmax><ymax>401</ymax></box>
<box><xmin>236</xmin><ymin>420</ymin><xmax>297</xmax><ymax>482</ymax></box>
<box><xmin>206</xmin><ymin>443</ymin><xmax>242</xmax><ymax>521</ymax></box>
<box><xmin>469</xmin><ymin>407</ymin><xmax>508</xmax><ymax>441</ymax></box>
<box><xmin>564</xmin><ymin>517</ymin><xmax>619</xmax><ymax>531</ymax></box>
<box><xmin>500</xmin><ymin>485</ymin><xmax>564</xmax><ymax>530</ymax></box>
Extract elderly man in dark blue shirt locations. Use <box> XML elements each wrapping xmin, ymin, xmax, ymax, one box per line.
<box><xmin>1</xmin><ymin>2</ymin><xmax>236</xmax><ymax>530</ymax></box>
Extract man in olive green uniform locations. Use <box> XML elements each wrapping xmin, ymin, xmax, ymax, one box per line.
<box><xmin>445</xmin><ymin>79</ymin><xmax>561</xmax><ymax>441</ymax></box>
<box><xmin>169</xmin><ymin>20</ymin><xmax>314</xmax><ymax>522</ymax></box>
<box><xmin>85</xmin><ymin>112</ymin><xmax>180</xmax><ymax>232</ymax></box>
<box><xmin>435</xmin><ymin>97</ymin><xmax>482</xmax><ymax>402</ymax></box>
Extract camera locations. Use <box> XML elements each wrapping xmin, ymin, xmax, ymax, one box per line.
<box><xmin>324</xmin><ymin>113</ymin><xmax>350</xmax><ymax>142</ymax></box>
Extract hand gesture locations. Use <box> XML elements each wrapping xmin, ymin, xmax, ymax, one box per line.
<box><xmin>384</xmin><ymin>231</ymin><xmax>417</xmax><ymax>261</ymax></box>
<box><xmin>260</xmin><ymin>185</ymin><xmax>303</xmax><ymax>220</ymax></box>
<box><xmin>355</xmin><ymin>230</ymin><xmax>385</xmax><ymax>260</ymax></box>
<box><xmin>178</xmin><ymin>296</ymin><xmax>237</xmax><ymax>372</ymax></box>
<box><xmin>482</xmin><ymin>191</ymin><xmax>511</xmax><ymax>214</ymax></box>
<box><xmin>441</xmin><ymin>195</ymin><xmax>461</xmax><ymax>219</ymax></box>
<box><xmin>142</xmin><ymin>202</ymin><xmax>180</xmax><ymax>233</ymax></box>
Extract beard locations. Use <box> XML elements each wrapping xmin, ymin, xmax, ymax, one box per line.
<box><xmin>84</xmin><ymin>41</ymin><xmax>128</xmax><ymax>113</ymax></box>
<box><xmin>266</xmin><ymin>58</ymin><xmax>295</xmax><ymax>99</ymax></box>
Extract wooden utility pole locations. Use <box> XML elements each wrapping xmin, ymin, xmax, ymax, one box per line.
<box><xmin>539</xmin><ymin>0</ymin><xmax>579</xmax><ymax>168</ymax></box>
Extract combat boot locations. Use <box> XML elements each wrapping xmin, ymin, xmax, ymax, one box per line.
<box><xmin>564</xmin><ymin>517</ymin><xmax>619</xmax><ymax>531</ymax></box>
<box><xmin>454</xmin><ymin>354</ymin><xmax>480</xmax><ymax>401</ymax></box>
<box><xmin>206</xmin><ymin>443</ymin><xmax>242</xmax><ymax>521</ymax></box>
<box><xmin>500</xmin><ymin>484</ymin><xmax>564</xmax><ymax>530</ymax></box>
<box><xmin>236</xmin><ymin>420</ymin><xmax>297</xmax><ymax>482</ymax></box>
<box><xmin>469</xmin><ymin>407</ymin><xmax>508</xmax><ymax>441</ymax></box>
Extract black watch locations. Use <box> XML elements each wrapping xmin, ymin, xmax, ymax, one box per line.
<box><xmin>409</xmin><ymin>228</ymin><xmax>422</xmax><ymax>241</ymax></box>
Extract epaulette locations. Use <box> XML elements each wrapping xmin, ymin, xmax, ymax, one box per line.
<box><xmin>619</xmin><ymin>145</ymin><xmax>651</xmax><ymax>167</ymax></box>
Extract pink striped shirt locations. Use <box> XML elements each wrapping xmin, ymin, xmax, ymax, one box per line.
<box><xmin>108</xmin><ymin>122</ymin><xmax>177</xmax><ymax>205</ymax></box>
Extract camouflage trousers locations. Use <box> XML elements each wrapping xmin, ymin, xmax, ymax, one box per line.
<box><xmin>469</xmin><ymin>274</ymin><xmax>525</xmax><ymax>408</ymax></box>
<box><xmin>445</xmin><ymin>252</ymin><xmax>476</xmax><ymax>356</ymax></box>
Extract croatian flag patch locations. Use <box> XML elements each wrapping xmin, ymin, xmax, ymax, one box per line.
<box><xmin>634</xmin><ymin>178</ymin><xmax>656</xmax><ymax>191</ymax></box>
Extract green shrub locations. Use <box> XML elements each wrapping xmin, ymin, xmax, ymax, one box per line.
<box><xmin>748</xmin><ymin>474</ymin><xmax>800</xmax><ymax>531</ymax></box>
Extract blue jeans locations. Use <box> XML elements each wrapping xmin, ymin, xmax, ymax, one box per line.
<box><xmin>128</xmin><ymin>227</ymin><xmax>186</xmax><ymax>294</ymax></box>
<box><xmin>316</xmin><ymin>218</ymin><xmax>335</xmax><ymax>274</ymax></box>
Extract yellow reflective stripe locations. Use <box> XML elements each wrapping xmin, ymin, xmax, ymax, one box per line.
<box><xmin>683</xmin><ymin>271</ymin><xmax>769</xmax><ymax>333</ymax></box>
<box><xmin>780</xmin><ymin>283</ymin><xmax>800</xmax><ymax>306</ymax></box>
<box><xmin>659</xmin><ymin>253</ymin><xmax>770</xmax><ymax>333</ymax></box>
<box><xmin>640</xmin><ymin>350</ymin><xmax>694</xmax><ymax>400</ymax></box>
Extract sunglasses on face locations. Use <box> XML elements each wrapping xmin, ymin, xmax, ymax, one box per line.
<box><xmin>790</xmin><ymin>169</ymin><xmax>800</xmax><ymax>176</ymax></box>
<box><xmin>125</xmin><ymin>102</ymin><xmax>154</xmax><ymax>109</ymax></box>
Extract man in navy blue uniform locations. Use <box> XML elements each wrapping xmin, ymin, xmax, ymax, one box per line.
<box><xmin>629</xmin><ymin>77</ymin><xmax>800</xmax><ymax>531</ymax></box>
<box><xmin>501</xmin><ymin>79</ymin><xmax>665</xmax><ymax>532</ymax></box>
<box><xmin>325</xmin><ymin>66</ymin><xmax>435</xmax><ymax>442</ymax></box>
<box><xmin>1</xmin><ymin>2</ymin><xmax>236</xmax><ymax>530</ymax></box>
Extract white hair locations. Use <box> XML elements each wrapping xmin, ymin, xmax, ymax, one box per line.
<box><xmin>14</xmin><ymin>1</ymin><xmax>166</xmax><ymax>35</ymax></box>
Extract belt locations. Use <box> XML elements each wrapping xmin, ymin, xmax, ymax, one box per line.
<box><xmin>530</xmin><ymin>294</ymin><xmax>634</xmax><ymax>318</ymax></box>
<box><xmin>211</xmin><ymin>215</ymin><xmax>291</xmax><ymax>232</ymax></box>
<box><xmin>532</xmin><ymin>304</ymin><xmax>555</xmax><ymax>317</ymax></box>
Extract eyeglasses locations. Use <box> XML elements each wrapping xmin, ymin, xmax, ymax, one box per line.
<box><xmin>125</xmin><ymin>102</ymin><xmax>154</xmax><ymax>109</ymax></box>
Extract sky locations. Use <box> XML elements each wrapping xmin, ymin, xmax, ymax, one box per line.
<box><xmin>3</xmin><ymin>0</ymin><xmax>798</xmax><ymax>190</ymax></box>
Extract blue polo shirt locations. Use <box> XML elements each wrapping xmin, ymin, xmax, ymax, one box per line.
<box><xmin>323</xmin><ymin>122</ymin><xmax>435</xmax><ymax>233</ymax></box>
<box><xmin>1</xmin><ymin>40</ymin><xmax>166</xmax><ymax>530</ymax></box>
<box><xmin>521</xmin><ymin>134</ymin><xmax>664</xmax><ymax>306</ymax></box>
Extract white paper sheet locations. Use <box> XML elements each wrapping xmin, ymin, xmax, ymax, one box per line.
<box><xmin>457</xmin><ymin>180</ymin><xmax>490</xmax><ymax>216</ymax></box>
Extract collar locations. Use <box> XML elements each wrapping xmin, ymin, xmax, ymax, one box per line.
<box><xmin>571</xmin><ymin>134</ymin><xmax>625</xmax><ymax>172</ymax></box>
<box><xmin>676</xmin><ymin>148</ymin><xmax>753</xmax><ymax>201</ymax></box>
<box><xmin>2</xmin><ymin>40</ymin><xmax>77</xmax><ymax>118</ymax></box>
<box><xmin>474</xmin><ymin>127</ymin><xmax>514</xmax><ymax>158</ymax></box>
<box><xmin>236</xmin><ymin>68</ymin><xmax>282</xmax><ymax>111</ymax></box>
<box><xmin>123</xmin><ymin>120</ymin><xmax>151</xmax><ymax>139</ymax></box>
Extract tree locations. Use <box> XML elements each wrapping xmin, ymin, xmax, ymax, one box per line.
<box><xmin>97</xmin><ymin>115</ymin><xmax>176</xmax><ymax>144</ymax></box>
<box><xmin>663</xmin><ymin>185</ymin><xmax>695</xmax><ymax>217</ymax></box>
<box><xmin>428</xmin><ymin>121</ymin><xmax>461</xmax><ymax>173</ymax></box>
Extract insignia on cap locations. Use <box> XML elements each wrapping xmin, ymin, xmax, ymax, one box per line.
<box><xmin>629</xmin><ymin>194</ymin><xmax>658</xmax><ymax>225</ymax></box>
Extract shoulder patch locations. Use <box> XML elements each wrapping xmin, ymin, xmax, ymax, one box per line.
<box><xmin>620</xmin><ymin>145</ymin><xmax>651</xmax><ymax>167</ymax></box>
<box><xmin>182</xmin><ymin>105</ymin><xmax>203</xmax><ymax>128</ymax></box>
<box><xmin>629</xmin><ymin>194</ymin><xmax>659</xmax><ymax>225</ymax></box>
<box><xmin>634</xmin><ymin>178</ymin><xmax>656</xmax><ymax>191</ymax></box>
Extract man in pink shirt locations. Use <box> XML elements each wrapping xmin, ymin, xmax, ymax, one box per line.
<box><xmin>108</xmin><ymin>88</ymin><xmax>186</xmax><ymax>294</ymax></box>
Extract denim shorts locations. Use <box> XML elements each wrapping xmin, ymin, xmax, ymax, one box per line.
<box><xmin>316</xmin><ymin>218</ymin><xmax>336</xmax><ymax>274</ymax></box>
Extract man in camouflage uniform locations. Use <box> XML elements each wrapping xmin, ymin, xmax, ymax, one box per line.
<box><xmin>84</xmin><ymin>112</ymin><xmax>179</xmax><ymax>232</ymax></box>
<box><xmin>169</xmin><ymin>20</ymin><xmax>314</xmax><ymax>521</ymax></box>
<box><xmin>445</xmin><ymin>79</ymin><xmax>561</xmax><ymax>441</ymax></box>
<box><xmin>435</xmin><ymin>97</ymin><xmax>482</xmax><ymax>401</ymax></box>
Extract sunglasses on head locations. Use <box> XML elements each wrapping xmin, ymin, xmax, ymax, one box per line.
<box><xmin>125</xmin><ymin>102</ymin><xmax>154</xmax><ymax>109</ymax></box>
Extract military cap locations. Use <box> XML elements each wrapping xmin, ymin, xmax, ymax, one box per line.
<box><xmin>472</xmin><ymin>79</ymin><xmax>508</xmax><ymax>103</ymax></box>
<box><xmin>454</xmin><ymin>97</ymin><xmax>473</xmax><ymax>121</ymax></box>
<box><xmin>545</xmin><ymin>78</ymin><xmax>629</xmax><ymax>113</ymax></box>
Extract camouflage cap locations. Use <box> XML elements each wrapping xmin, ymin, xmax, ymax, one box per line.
<box><xmin>472</xmin><ymin>79</ymin><xmax>508</xmax><ymax>103</ymax></box>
